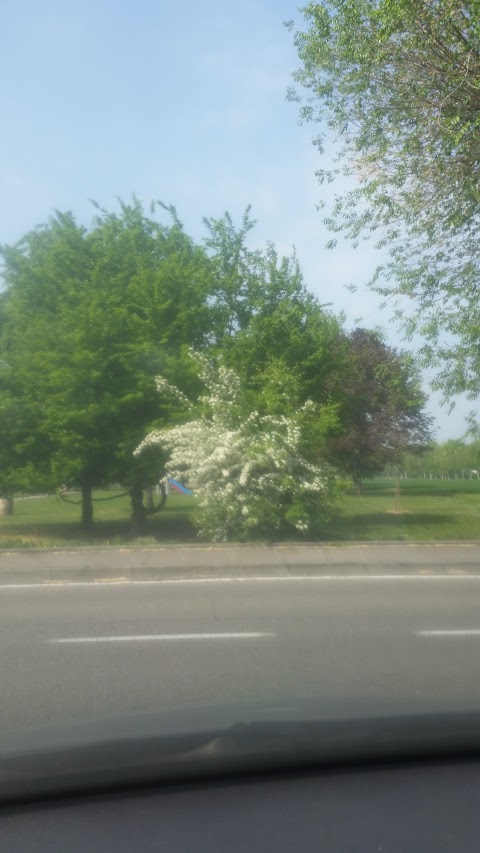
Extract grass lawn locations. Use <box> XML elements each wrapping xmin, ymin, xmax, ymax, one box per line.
<box><xmin>0</xmin><ymin>490</ymin><xmax>199</xmax><ymax>548</ymax></box>
<box><xmin>321</xmin><ymin>478</ymin><xmax>480</xmax><ymax>542</ymax></box>
<box><xmin>0</xmin><ymin>479</ymin><xmax>479</xmax><ymax>548</ymax></box>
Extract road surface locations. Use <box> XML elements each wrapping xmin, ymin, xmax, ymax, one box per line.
<box><xmin>2</xmin><ymin>566</ymin><xmax>480</xmax><ymax>731</ymax></box>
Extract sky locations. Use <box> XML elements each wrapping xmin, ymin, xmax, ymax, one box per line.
<box><xmin>1</xmin><ymin>0</ymin><xmax>474</xmax><ymax>439</ymax></box>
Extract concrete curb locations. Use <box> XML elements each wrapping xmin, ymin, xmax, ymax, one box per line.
<box><xmin>1</xmin><ymin>543</ymin><xmax>479</xmax><ymax>585</ymax></box>
<box><xmin>1</xmin><ymin>540</ymin><xmax>480</xmax><ymax>555</ymax></box>
<box><xmin>1</xmin><ymin>561</ymin><xmax>480</xmax><ymax>586</ymax></box>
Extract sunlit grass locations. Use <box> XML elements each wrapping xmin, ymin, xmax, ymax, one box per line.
<box><xmin>321</xmin><ymin>478</ymin><xmax>480</xmax><ymax>542</ymax></box>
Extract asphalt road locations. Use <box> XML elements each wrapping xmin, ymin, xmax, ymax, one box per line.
<box><xmin>2</xmin><ymin>567</ymin><xmax>480</xmax><ymax>731</ymax></box>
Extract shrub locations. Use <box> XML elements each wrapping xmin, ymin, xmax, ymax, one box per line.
<box><xmin>135</xmin><ymin>352</ymin><xmax>337</xmax><ymax>541</ymax></box>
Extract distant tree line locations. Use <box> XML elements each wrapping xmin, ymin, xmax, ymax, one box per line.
<box><xmin>383</xmin><ymin>440</ymin><xmax>480</xmax><ymax>480</ymax></box>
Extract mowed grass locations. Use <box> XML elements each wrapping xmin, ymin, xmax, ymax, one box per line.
<box><xmin>322</xmin><ymin>478</ymin><xmax>480</xmax><ymax>542</ymax></box>
<box><xmin>0</xmin><ymin>479</ymin><xmax>479</xmax><ymax>548</ymax></box>
<box><xmin>0</xmin><ymin>490</ymin><xmax>199</xmax><ymax>548</ymax></box>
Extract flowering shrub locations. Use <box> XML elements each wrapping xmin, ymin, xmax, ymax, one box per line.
<box><xmin>135</xmin><ymin>352</ymin><xmax>337</xmax><ymax>541</ymax></box>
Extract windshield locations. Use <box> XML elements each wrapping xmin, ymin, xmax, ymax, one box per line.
<box><xmin>1</xmin><ymin>0</ymin><xmax>480</xmax><ymax>790</ymax></box>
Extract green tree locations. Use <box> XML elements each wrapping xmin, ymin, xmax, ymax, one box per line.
<box><xmin>326</xmin><ymin>329</ymin><xmax>433</xmax><ymax>492</ymax></box>
<box><xmin>202</xmin><ymin>207</ymin><xmax>264</xmax><ymax>340</ymax></box>
<box><xmin>0</xmin><ymin>199</ymin><xmax>211</xmax><ymax>529</ymax></box>
<box><xmin>201</xmin><ymin>207</ymin><xmax>348</xmax><ymax>454</ymax></box>
<box><xmin>202</xmin><ymin>207</ymin><xmax>313</xmax><ymax>346</ymax></box>
<box><xmin>204</xmin><ymin>212</ymin><xmax>346</xmax><ymax>401</ymax></box>
<box><xmin>229</xmin><ymin>296</ymin><xmax>348</xmax><ymax>409</ymax></box>
<box><xmin>287</xmin><ymin>1</ymin><xmax>480</xmax><ymax>400</ymax></box>
<box><xmin>0</xmin><ymin>388</ymin><xmax>51</xmax><ymax>510</ymax></box>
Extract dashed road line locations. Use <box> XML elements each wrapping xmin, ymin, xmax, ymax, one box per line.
<box><xmin>49</xmin><ymin>631</ymin><xmax>276</xmax><ymax>644</ymax></box>
<box><xmin>417</xmin><ymin>629</ymin><xmax>480</xmax><ymax>637</ymax></box>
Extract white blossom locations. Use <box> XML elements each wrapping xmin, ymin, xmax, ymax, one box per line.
<box><xmin>135</xmin><ymin>352</ymin><xmax>337</xmax><ymax>541</ymax></box>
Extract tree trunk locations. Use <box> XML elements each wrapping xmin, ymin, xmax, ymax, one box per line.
<box><xmin>143</xmin><ymin>483</ymin><xmax>167</xmax><ymax>518</ymax></box>
<box><xmin>156</xmin><ymin>482</ymin><xmax>167</xmax><ymax>511</ymax></box>
<box><xmin>145</xmin><ymin>485</ymin><xmax>155</xmax><ymax>512</ymax></box>
<box><xmin>395</xmin><ymin>468</ymin><xmax>401</xmax><ymax>513</ymax></box>
<box><xmin>81</xmin><ymin>484</ymin><xmax>94</xmax><ymax>529</ymax></box>
<box><xmin>0</xmin><ymin>497</ymin><xmax>14</xmax><ymax>516</ymax></box>
<box><xmin>353</xmin><ymin>475</ymin><xmax>362</xmax><ymax>495</ymax></box>
<box><xmin>130</xmin><ymin>483</ymin><xmax>146</xmax><ymax>535</ymax></box>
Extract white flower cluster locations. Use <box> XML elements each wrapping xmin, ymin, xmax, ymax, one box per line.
<box><xmin>135</xmin><ymin>353</ymin><xmax>336</xmax><ymax>541</ymax></box>
<box><xmin>154</xmin><ymin>376</ymin><xmax>191</xmax><ymax>409</ymax></box>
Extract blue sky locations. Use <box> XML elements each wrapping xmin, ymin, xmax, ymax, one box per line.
<box><xmin>1</xmin><ymin>0</ymin><xmax>473</xmax><ymax>439</ymax></box>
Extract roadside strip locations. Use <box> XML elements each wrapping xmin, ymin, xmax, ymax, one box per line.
<box><xmin>1</xmin><ymin>543</ymin><xmax>480</xmax><ymax>585</ymax></box>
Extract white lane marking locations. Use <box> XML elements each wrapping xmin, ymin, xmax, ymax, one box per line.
<box><xmin>2</xmin><ymin>574</ymin><xmax>480</xmax><ymax>589</ymax></box>
<box><xmin>48</xmin><ymin>631</ymin><xmax>277</xmax><ymax>644</ymax></box>
<box><xmin>418</xmin><ymin>629</ymin><xmax>480</xmax><ymax>637</ymax></box>
<box><xmin>49</xmin><ymin>632</ymin><xmax>275</xmax><ymax>644</ymax></box>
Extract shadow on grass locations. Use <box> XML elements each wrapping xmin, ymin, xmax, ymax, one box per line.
<box><xmin>0</xmin><ymin>513</ymin><xmax>199</xmax><ymax>546</ymax></box>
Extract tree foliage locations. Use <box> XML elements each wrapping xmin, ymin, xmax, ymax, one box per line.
<box><xmin>0</xmin><ymin>199</ymin><xmax>211</xmax><ymax>526</ymax></box>
<box><xmin>199</xmin><ymin>207</ymin><xmax>350</xmax><ymax>459</ymax></box>
<box><xmin>203</xmin><ymin>206</ymin><xmax>315</xmax><ymax>349</ymax></box>
<box><xmin>1</xmin><ymin>197</ymin><xmax>437</xmax><ymax>533</ymax></box>
<box><xmin>0</xmin><ymin>200</ymin><xmax>346</xmax><ymax>527</ymax></box>
<box><xmin>227</xmin><ymin>295</ymin><xmax>348</xmax><ymax>412</ymax></box>
<box><xmin>287</xmin><ymin>1</ymin><xmax>480</xmax><ymax>399</ymax></box>
<box><xmin>326</xmin><ymin>329</ymin><xmax>433</xmax><ymax>489</ymax></box>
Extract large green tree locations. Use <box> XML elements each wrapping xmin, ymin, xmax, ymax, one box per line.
<box><xmin>0</xmin><ymin>199</ymin><xmax>211</xmax><ymax>528</ymax></box>
<box><xmin>288</xmin><ymin>1</ymin><xmax>480</xmax><ymax>400</ymax></box>
<box><xmin>203</xmin><ymin>208</ymin><xmax>349</xmax><ymax>414</ymax></box>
